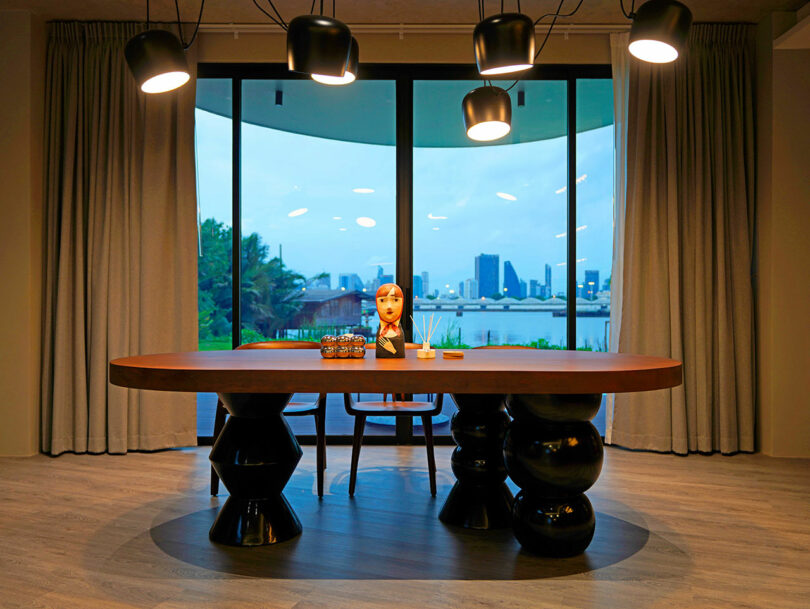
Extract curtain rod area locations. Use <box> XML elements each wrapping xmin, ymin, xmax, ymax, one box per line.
<box><xmin>198</xmin><ymin>23</ymin><xmax>630</xmax><ymax>35</ymax></box>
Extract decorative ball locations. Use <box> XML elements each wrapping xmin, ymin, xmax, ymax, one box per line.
<box><xmin>336</xmin><ymin>345</ymin><xmax>350</xmax><ymax>358</ymax></box>
<box><xmin>350</xmin><ymin>334</ymin><xmax>366</xmax><ymax>347</ymax></box>
<box><xmin>350</xmin><ymin>345</ymin><xmax>366</xmax><ymax>358</ymax></box>
<box><xmin>320</xmin><ymin>345</ymin><xmax>336</xmax><ymax>359</ymax></box>
<box><xmin>336</xmin><ymin>334</ymin><xmax>352</xmax><ymax>347</ymax></box>
<box><xmin>321</xmin><ymin>335</ymin><xmax>337</xmax><ymax>346</ymax></box>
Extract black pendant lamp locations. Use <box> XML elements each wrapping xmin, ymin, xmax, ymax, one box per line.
<box><xmin>287</xmin><ymin>15</ymin><xmax>352</xmax><ymax>77</ymax></box>
<box><xmin>629</xmin><ymin>0</ymin><xmax>693</xmax><ymax>63</ymax></box>
<box><xmin>125</xmin><ymin>29</ymin><xmax>190</xmax><ymax>94</ymax></box>
<box><xmin>473</xmin><ymin>13</ymin><xmax>535</xmax><ymax>76</ymax></box>
<box><xmin>463</xmin><ymin>86</ymin><xmax>512</xmax><ymax>142</ymax></box>
<box><xmin>312</xmin><ymin>37</ymin><xmax>359</xmax><ymax>85</ymax></box>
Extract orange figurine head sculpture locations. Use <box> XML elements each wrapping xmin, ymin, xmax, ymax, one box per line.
<box><xmin>375</xmin><ymin>283</ymin><xmax>405</xmax><ymax>358</ymax></box>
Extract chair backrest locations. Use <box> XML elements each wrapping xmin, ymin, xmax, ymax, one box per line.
<box><xmin>236</xmin><ymin>340</ymin><xmax>321</xmax><ymax>350</ymax></box>
<box><xmin>473</xmin><ymin>345</ymin><xmax>537</xmax><ymax>349</ymax></box>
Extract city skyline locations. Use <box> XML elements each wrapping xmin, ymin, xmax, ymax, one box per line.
<box><xmin>195</xmin><ymin>104</ymin><xmax>615</xmax><ymax>294</ymax></box>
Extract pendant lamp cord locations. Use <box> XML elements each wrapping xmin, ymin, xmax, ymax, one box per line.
<box><xmin>619</xmin><ymin>0</ymin><xmax>637</xmax><ymax>19</ymax></box>
<box><xmin>310</xmin><ymin>0</ymin><xmax>316</xmax><ymax>14</ymax></box>
<box><xmin>252</xmin><ymin>0</ymin><xmax>288</xmax><ymax>30</ymax></box>
<box><xmin>146</xmin><ymin>0</ymin><xmax>150</xmax><ymax>27</ymax></box>
<box><xmin>173</xmin><ymin>0</ymin><xmax>206</xmax><ymax>49</ymax></box>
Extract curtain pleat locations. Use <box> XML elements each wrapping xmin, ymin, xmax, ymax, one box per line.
<box><xmin>610</xmin><ymin>24</ymin><xmax>756</xmax><ymax>454</ymax></box>
<box><xmin>41</xmin><ymin>22</ymin><xmax>198</xmax><ymax>454</ymax></box>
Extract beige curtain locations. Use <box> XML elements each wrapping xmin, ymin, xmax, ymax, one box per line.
<box><xmin>41</xmin><ymin>22</ymin><xmax>198</xmax><ymax>455</ymax></box>
<box><xmin>605</xmin><ymin>32</ymin><xmax>631</xmax><ymax>446</ymax></box>
<box><xmin>610</xmin><ymin>24</ymin><xmax>756</xmax><ymax>454</ymax></box>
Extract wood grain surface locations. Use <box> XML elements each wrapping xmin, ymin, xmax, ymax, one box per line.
<box><xmin>110</xmin><ymin>349</ymin><xmax>682</xmax><ymax>395</ymax></box>
<box><xmin>1</xmin><ymin>446</ymin><xmax>807</xmax><ymax>609</ymax></box>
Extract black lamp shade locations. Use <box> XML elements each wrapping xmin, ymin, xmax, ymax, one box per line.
<box><xmin>124</xmin><ymin>29</ymin><xmax>190</xmax><ymax>93</ymax></box>
<box><xmin>629</xmin><ymin>0</ymin><xmax>693</xmax><ymax>63</ymax></box>
<box><xmin>287</xmin><ymin>15</ymin><xmax>352</xmax><ymax>77</ymax></box>
<box><xmin>462</xmin><ymin>86</ymin><xmax>512</xmax><ymax>142</ymax></box>
<box><xmin>473</xmin><ymin>13</ymin><xmax>535</xmax><ymax>76</ymax></box>
<box><xmin>312</xmin><ymin>37</ymin><xmax>359</xmax><ymax>85</ymax></box>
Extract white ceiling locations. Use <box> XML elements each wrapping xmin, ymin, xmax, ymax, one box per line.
<box><xmin>0</xmin><ymin>0</ymin><xmax>805</xmax><ymax>25</ymax></box>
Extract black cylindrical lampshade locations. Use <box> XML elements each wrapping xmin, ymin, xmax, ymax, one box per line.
<box><xmin>462</xmin><ymin>86</ymin><xmax>512</xmax><ymax>142</ymax></box>
<box><xmin>629</xmin><ymin>0</ymin><xmax>693</xmax><ymax>63</ymax></box>
<box><xmin>312</xmin><ymin>37</ymin><xmax>359</xmax><ymax>85</ymax></box>
<box><xmin>473</xmin><ymin>13</ymin><xmax>535</xmax><ymax>76</ymax></box>
<box><xmin>287</xmin><ymin>15</ymin><xmax>352</xmax><ymax>77</ymax></box>
<box><xmin>124</xmin><ymin>29</ymin><xmax>190</xmax><ymax>94</ymax></box>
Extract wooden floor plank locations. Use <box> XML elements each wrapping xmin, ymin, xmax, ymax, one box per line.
<box><xmin>0</xmin><ymin>447</ymin><xmax>808</xmax><ymax>608</ymax></box>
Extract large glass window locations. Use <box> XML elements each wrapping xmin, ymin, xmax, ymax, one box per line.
<box><xmin>576</xmin><ymin>79</ymin><xmax>615</xmax><ymax>352</ymax></box>
<box><xmin>413</xmin><ymin>80</ymin><xmax>569</xmax><ymax>350</ymax></box>
<box><xmin>194</xmin><ymin>66</ymin><xmax>614</xmax><ymax>442</ymax></box>
<box><xmin>240</xmin><ymin>79</ymin><xmax>397</xmax><ymax>436</ymax></box>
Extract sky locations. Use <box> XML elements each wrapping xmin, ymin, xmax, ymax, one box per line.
<box><xmin>195</xmin><ymin>96</ymin><xmax>614</xmax><ymax>296</ymax></box>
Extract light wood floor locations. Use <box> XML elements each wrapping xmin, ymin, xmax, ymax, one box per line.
<box><xmin>0</xmin><ymin>446</ymin><xmax>808</xmax><ymax>609</ymax></box>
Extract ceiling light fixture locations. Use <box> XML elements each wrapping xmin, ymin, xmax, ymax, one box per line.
<box><xmin>474</xmin><ymin>13</ymin><xmax>535</xmax><ymax>76</ymax></box>
<box><xmin>626</xmin><ymin>0</ymin><xmax>693</xmax><ymax>63</ymax></box>
<box><xmin>125</xmin><ymin>0</ymin><xmax>205</xmax><ymax>94</ymax></box>
<box><xmin>312</xmin><ymin>37</ymin><xmax>359</xmax><ymax>85</ymax></box>
<box><xmin>462</xmin><ymin>86</ymin><xmax>512</xmax><ymax>142</ymax></box>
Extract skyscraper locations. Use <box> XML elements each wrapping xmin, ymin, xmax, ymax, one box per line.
<box><xmin>421</xmin><ymin>271</ymin><xmax>429</xmax><ymax>300</ymax></box>
<box><xmin>519</xmin><ymin>279</ymin><xmax>528</xmax><ymax>299</ymax></box>
<box><xmin>413</xmin><ymin>274</ymin><xmax>423</xmax><ymax>298</ymax></box>
<box><xmin>585</xmin><ymin>269</ymin><xmax>599</xmax><ymax>300</ymax></box>
<box><xmin>545</xmin><ymin>263</ymin><xmax>552</xmax><ymax>296</ymax></box>
<box><xmin>464</xmin><ymin>278</ymin><xmax>479</xmax><ymax>300</ymax></box>
<box><xmin>503</xmin><ymin>260</ymin><xmax>520</xmax><ymax>297</ymax></box>
<box><xmin>458</xmin><ymin>281</ymin><xmax>465</xmax><ymax>298</ymax></box>
<box><xmin>338</xmin><ymin>273</ymin><xmax>364</xmax><ymax>292</ymax></box>
<box><xmin>529</xmin><ymin>279</ymin><xmax>540</xmax><ymax>298</ymax></box>
<box><xmin>475</xmin><ymin>254</ymin><xmax>499</xmax><ymax>298</ymax></box>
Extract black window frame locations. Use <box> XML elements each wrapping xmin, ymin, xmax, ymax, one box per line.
<box><xmin>196</xmin><ymin>62</ymin><xmax>612</xmax><ymax>445</ymax></box>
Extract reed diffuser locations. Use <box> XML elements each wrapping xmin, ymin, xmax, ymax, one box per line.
<box><xmin>412</xmin><ymin>313</ymin><xmax>441</xmax><ymax>359</ymax></box>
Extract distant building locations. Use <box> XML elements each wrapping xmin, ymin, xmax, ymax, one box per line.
<box><xmin>475</xmin><ymin>254</ymin><xmax>499</xmax><ymax>298</ymax></box>
<box><xmin>380</xmin><ymin>274</ymin><xmax>394</xmax><ymax>285</ymax></box>
<box><xmin>530</xmin><ymin>279</ymin><xmax>540</xmax><ymax>298</ymax></box>
<box><xmin>458</xmin><ymin>281</ymin><xmax>465</xmax><ymax>298</ymax></box>
<box><xmin>545</xmin><ymin>263</ymin><xmax>552</xmax><ymax>298</ymax></box>
<box><xmin>519</xmin><ymin>279</ymin><xmax>528</xmax><ymax>299</ymax></box>
<box><xmin>413</xmin><ymin>274</ymin><xmax>423</xmax><ymax>298</ymax></box>
<box><xmin>584</xmin><ymin>269</ymin><xmax>599</xmax><ymax>300</ymax></box>
<box><xmin>338</xmin><ymin>273</ymin><xmax>364</xmax><ymax>292</ymax></box>
<box><xmin>503</xmin><ymin>260</ymin><xmax>520</xmax><ymax>297</ymax></box>
<box><xmin>464</xmin><ymin>278</ymin><xmax>479</xmax><ymax>300</ymax></box>
<box><xmin>602</xmin><ymin>277</ymin><xmax>611</xmax><ymax>291</ymax></box>
<box><xmin>421</xmin><ymin>271</ymin><xmax>429</xmax><ymax>300</ymax></box>
<box><xmin>308</xmin><ymin>273</ymin><xmax>331</xmax><ymax>289</ymax></box>
<box><xmin>290</xmin><ymin>289</ymin><xmax>370</xmax><ymax>328</ymax></box>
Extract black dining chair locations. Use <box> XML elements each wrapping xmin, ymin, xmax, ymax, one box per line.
<box><xmin>210</xmin><ymin>340</ymin><xmax>327</xmax><ymax>497</ymax></box>
<box><xmin>343</xmin><ymin>343</ymin><xmax>443</xmax><ymax>497</ymax></box>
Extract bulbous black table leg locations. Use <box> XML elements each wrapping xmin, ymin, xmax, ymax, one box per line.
<box><xmin>209</xmin><ymin>393</ymin><xmax>303</xmax><ymax>546</ymax></box>
<box><xmin>504</xmin><ymin>394</ymin><xmax>604</xmax><ymax>556</ymax></box>
<box><xmin>439</xmin><ymin>394</ymin><xmax>514</xmax><ymax>529</ymax></box>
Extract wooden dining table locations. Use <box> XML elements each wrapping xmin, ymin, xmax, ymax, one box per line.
<box><xmin>110</xmin><ymin>348</ymin><xmax>681</xmax><ymax>556</ymax></box>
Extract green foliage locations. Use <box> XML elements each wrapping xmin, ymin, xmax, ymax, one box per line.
<box><xmin>197</xmin><ymin>217</ymin><xmax>305</xmax><ymax>347</ymax></box>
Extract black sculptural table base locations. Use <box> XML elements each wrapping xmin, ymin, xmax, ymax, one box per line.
<box><xmin>440</xmin><ymin>393</ymin><xmax>604</xmax><ymax>557</ymax></box>
<box><xmin>209</xmin><ymin>393</ymin><xmax>303</xmax><ymax>546</ymax></box>
<box><xmin>439</xmin><ymin>394</ymin><xmax>513</xmax><ymax>530</ymax></box>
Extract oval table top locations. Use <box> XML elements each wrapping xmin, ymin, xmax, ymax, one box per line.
<box><xmin>110</xmin><ymin>349</ymin><xmax>682</xmax><ymax>395</ymax></box>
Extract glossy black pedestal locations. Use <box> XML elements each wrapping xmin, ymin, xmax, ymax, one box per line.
<box><xmin>209</xmin><ymin>393</ymin><xmax>303</xmax><ymax>546</ymax></box>
<box><xmin>439</xmin><ymin>394</ymin><xmax>513</xmax><ymax>530</ymax></box>
<box><xmin>504</xmin><ymin>394</ymin><xmax>604</xmax><ymax>556</ymax></box>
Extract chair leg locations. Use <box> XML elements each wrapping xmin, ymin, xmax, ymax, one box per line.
<box><xmin>422</xmin><ymin>415</ymin><xmax>437</xmax><ymax>497</ymax></box>
<box><xmin>210</xmin><ymin>399</ymin><xmax>228</xmax><ymax>496</ymax></box>
<box><xmin>315</xmin><ymin>413</ymin><xmax>326</xmax><ymax>498</ymax></box>
<box><xmin>349</xmin><ymin>415</ymin><xmax>366</xmax><ymax>497</ymax></box>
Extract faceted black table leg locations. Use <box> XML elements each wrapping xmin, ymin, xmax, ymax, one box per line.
<box><xmin>209</xmin><ymin>393</ymin><xmax>303</xmax><ymax>546</ymax></box>
<box><xmin>504</xmin><ymin>394</ymin><xmax>604</xmax><ymax>556</ymax></box>
<box><xmin>439</xmin><ymin>394</ymin><xmax>514</xmax><ymax>529</ymax></box>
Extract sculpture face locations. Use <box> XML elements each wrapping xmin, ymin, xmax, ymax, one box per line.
<box><xmin>376</xmin><ymin>283</ymin><xmax>404</xmax><ymax>324</ymax></box>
